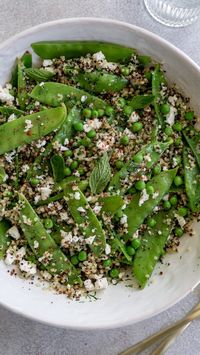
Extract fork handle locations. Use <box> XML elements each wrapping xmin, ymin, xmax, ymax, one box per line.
<box><xmin>119</xmin><ymin>303</ymin><xmax>200</xmax><ymax>355</ymax></box>
<box><xmin>151</xmin><ymin>322</ymin><xmax>191</xmax><ymax>355</ymax></box>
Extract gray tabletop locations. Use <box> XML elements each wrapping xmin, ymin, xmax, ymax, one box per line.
<box><xmin>0</xmin><ymin>1</ymin><xmax>200</xmax><ymax>354</ymax></box>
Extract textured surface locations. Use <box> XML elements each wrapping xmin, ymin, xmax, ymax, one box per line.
<box><xmin>0</xmin><ymin>1</ymin><xmax>200</xmax><ymax>354</ymax></box>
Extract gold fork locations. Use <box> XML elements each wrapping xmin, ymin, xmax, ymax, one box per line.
<box><xmin>119</xmin><ymin>302</ymin><xmax>200</xmax><ymax>355</ymax></box>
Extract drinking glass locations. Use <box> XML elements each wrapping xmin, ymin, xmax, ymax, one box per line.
<box><xmin>144</xmin><ymin>0</ymin><xmax>200</xmax><ymax>27</ymax></box>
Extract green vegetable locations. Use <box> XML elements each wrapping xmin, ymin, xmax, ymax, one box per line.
<box><xmin>133</xmin><ymin>210</ymin><xmax>174</xmax><ymax>288</ymax></box>
<box><xmin>110</xmin><ymin>268</ymin><xmax>119</xmax><ymax>278</ymax></box>
<box><xmin>89</xmin><ymin>153</ymin><xmax>111</xmax><ymax>194</ymax></box>
<box><xmin>0</xmin><ymin>220</ymin><xmax>11</xmax><ymax>259</ymax></box>
<box><xmin>183</xmin><ymin>129</ymin><xmax>200</xmax><ymax>168</ymax></box>
<box><xmin>31</xmin><ymin>41</ymin><xmax>135</xmax><ymax>62</ymax></box>
<box><xmin>128</xmin><ymin>95</ymin><xmax>154</xmax><ymax>110</ymax></box>
<box><xmin>50</xmin><ymin>154</ymin><xmax>65</xmax><ymax>182</ymax></box>
<box><xmin>131</xmin><ymin>122</ymin><xmax>143</xmax><ymax>133</ymax></box>
<box><xmin>183</xmin><ymin>147</ymin><xmax>200</xmax><ymax>212</ymax></box>
<box><xmin>99</xmin><ymin>195</ymin><xmax>124</xmax><ymax>214</ymax></box>
<box><xmin>0</xmin><ymin>106</ymin><xmax>66</xmax><ymax>155</ymax></box>
<box><xmin>124</xmin><ymin>168</ymin><xmax>177</xmax><ymax>238</ymax></box>
<box><xmin>0</xmin><ymin>166</ymin><xmax>7</xmax><ymax>184</ymax></box>
<box><xmin>68</xmin><ymin>70</ymin><xmax>128</xmax><ymax>94</ymax></box>
<box><xmin>11</xmin><ymin>51</ymin><xmax>32</xmax><ymax>88</ymax></box>
<box><xmin>17</xmin><ymin>59</ymin><xmax>27</xmax><ymax>110</ymax></box>
<box><xmin>138</xmin><ymin>55</ymin><xmax>152</xmax><ymax>67</ymax></box>
<box><xmin>64</xmin><ymin>184</ymin><xmax>106</xmax><ymax>255</ymax></box>
<box><xmin>111</xmin><ymin>238</ymin><xmax>131</xmax><ymax>262</ymax></box>
<box><xmin>18</xmin><ymin>193</ymin><xmax>80</xmax><ymax>284</ymax></box>
<box><xmin>25</xmin><ymin>68</ymin><xmax>55</xmax><ymax>82</ymax></box>
<box><xmin>0</xmin><ymin>106</ymin><xmax>25</xmax><ymax>118</ymax></box>
<box><xmin>78</xmin><ymin>251</ymin><xmax>87</xmax><ymax>262</ymax></box>
<box><xmin>30</xmin><ymin>82</ymin><xmax>107</xmax><ymax>110</ymax></box>
<box><xmin>152</xmin><ymin>64</ymin><xmax>164</xmax><ymax>128</ymax></box>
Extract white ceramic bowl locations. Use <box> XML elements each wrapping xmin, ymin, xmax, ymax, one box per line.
<box><xmin>0</xmin><ymin>18</ymin><xmax>200</xmax><ymax>330</ymax></box>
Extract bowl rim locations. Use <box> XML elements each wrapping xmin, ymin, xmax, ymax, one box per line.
<box><xmin>0</xmin><ymin>17</ymin><xmax>200</xmax><ymax>330</ymax></box>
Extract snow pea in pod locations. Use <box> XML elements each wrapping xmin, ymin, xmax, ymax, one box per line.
<box><xmin>30</xmin><ymin>82</ymin><xmax>108</xmax><ymax>109</ymax></box>
<box><xmin>133</xmin><ymin>210</ymin><xmax>174</xmax><ymax>288</ymax></box>
<box><xmin>25</xmin><ymin>68</ymin><xmax>55</xmax><ymax>83</ymax></box>
<box><xmin>128</xmin><ymin>95</ymin><xmax>154</xmax><ymax>111</ymax></box>
<box><xmin>0</xmin><ymin>106</ymin><xmax>25</xmax><ymax>118</ymax></box>
<box><xmin>11</xmin><ymin>51</ymin><xmax>32</xmax><ymax>88</ymax></box>
<box><xmin>152</xmin><ymin>64</ymin><xmax>164</xmax><ymax>128</ymax></box>
<box><xmin>31</xmin><ymin>41</ymin><xmax>135</xmax><ymax>62</ymax></box>
<box><xmin>17</xmin><ymin>58</ymin><xmax>28</xmax><ymax>110</ymax></box>
<box><xmin>67</xmin><ymin>70</ymin><xmax>128</xmax><ymax>94</ymax></box>
<box><xmin>0</xmin><ymin>105</ymin><xmax>66</xmax><ymax>155</ymax></box>
<box><xmin>109</xmin><ymin>140</ymin><xmax>171</xmax><ymax>192</ymax></box>
<box><xmin>183</xmin><ymin>128</ymin><xmax>200</xmax><ymax>168</ymax></box>
<box><xmin>124</xmin><ymin>168</ymin><xmax>177</xmax><ymax>238</ymax></box>
<box><xmin>183</xmin><ymin>147</ymin><xmax>200</xmax><ymax>212</ymax></box>
<box><xmin>64</xmin><ymin>184</ymin><xmax>106</xmax><ymax>256</ymax></box>
<box><xmin>50</xmin><ymin>154</ymin><xmax>65</xmax><ymax>182</ymax></box>
<box><xmin>19</xmin><ymin>193</ymin><xmax>81</xmax><ymax>284</ymax></box>
<box><xmin>99</xmin><ymin>195</ymin><xmax>124</xmax><ymax>214</ymax></box>
<box><xmin>0</xmin><ymin>220</ymin><xmax>11</xmax><ymax>259</ymax></box>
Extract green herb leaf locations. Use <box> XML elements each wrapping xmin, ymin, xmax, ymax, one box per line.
<box><xmin>128</xmin><ymin>95</ymin><xmax>154</xmax><ymax>110</ymax></box>
<box><xmin>50</xmin><ymin>154</ymin><xmax>65</xmax><ymax>182</ymax></box>
<box><xmin>89</xmin><ymin>153</ymin><xmax>111</xmax><ymax>194</ymax></box>
<box><xmin>25</xmin><ymin>68</ymin><xmax>55</xmax><ymax>82</ymax></box>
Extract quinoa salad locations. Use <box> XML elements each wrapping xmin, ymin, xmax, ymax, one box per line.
<box><xmin>0</xmin><ymin>41</ymin><xmax>199</xmax><ymax>300</ymax></box>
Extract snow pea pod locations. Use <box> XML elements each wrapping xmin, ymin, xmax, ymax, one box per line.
<box><xmin>133</xmin><ymin>210</ymin><xmax>174</xmax><ymax>288</ymax></box>
<box><xmin>128</xmin><ymin>95</ymin><xmax>154</xmax><ymax>110</ymax></box>
<box><xmin>99</xmin><ymin>195</ymin><xmax>124</xmax><ymax>214</ymax></box>
<box><xmin>25</xmin><ymin>68</ymin><xmax>55</xmax><ymax>82</ymax></box>
<box><xmin>183</xmin><ymin>147</ymin><xmax>200</xmax><ymax>212</ymax></box>
<box><xmin>0</xmin><ymin>106</ymin><xmax>66</xmax><ymax>155</ymax></box>
<box><xmin>31</xmin><ymin>41</ymin><xmax>135</xmax><ymax>62</ymax></box>
<box><xmin>19</xmin><ymin>193</ymin><xmax>81</xmax><ymax>284</ymax></box>
<box><xmin>183</xmin><ymin>128</ymin><xmax>200</xmax><ymax>168</ymax></box>
<box><xmin>0</xmin><ymin>220</ymin><xmax>11</xmax><ymax>259</ymax></box>
<box><xmin>124</xmin><ymin>168</ymin><xmax>177</xmax><ymax>238</ymax></box>
<box><xmin>17</xmin><ymin>59</ymin><xmax>28</xmax><ymax>110</ymax></box>
<box><xmin>64</xmin><ymin>184</ymin><xmax>106</xmax><ymax>255</ymax></box>
<box><xmin>30</xmin><ymin>82</ymin><xmax>108</xmax><ymax>109</ymax></box>
<box><xmin>0</xmin><ymin>106</ymin><xmax>25</xmax><ymax>118</ymax></box>
<box><xmin>152</xmin><ymin>64</ymin><xmax>164</xmax><ymax>128</ymax></box>
<box><xmin>11</xmin><ymin>51</ymin><xmax>32</xmax><ymax>88</ymax></box>
<box><xmin>67</xmin><ymin>70</ymin><xmax>128</xmax><ymax>94</ymax></box>
<box><xmin>50</xmin><ymin>154</ymin><xmax>65</xmax><ymax>182</ymax></box>
<box><xmin>109</xmin><ymin>140</ymin><xmax>171</xmax><ymax>192</ymax></box>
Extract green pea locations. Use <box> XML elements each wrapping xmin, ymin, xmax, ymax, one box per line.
<box><xmin>70</xmin><ymin>161</ymin><xmax>79</xmax><ymax>170</ymax></box>
<box><xmin>87</xmin><ymin>129</ymin><xmax>96</xmax><ymax>138</ymax></box>
<box><xmin>109</xmin><ymin>268</ymin><xmax>119</xmax><ymax>278</ymax></box>
<box><xmin>160</xmin><ymin>103</ymin><xmax>170</xmax><ymax>114</ymax></box>
<box><xmin>164</xmin><ymin>126</ymin><xmax>173</xmax><ymax>136</ymax></box>
<box><xmin>178</xmin><ymin>207</ymin><xmax>188</xmax><ymax>217</ymax></box>
<box><xmin>133</xmin><ymin>152</ymin><xmax>143</xmax><ymax>164</ymax></box>
<box><xmin>169</xmin><ymin>195</ymin><xmax>178</xmax><ymax>206</ymax></box>
<box><xmin>174</xmin><ymin>176</ymin><xmax>183</xmax><ymax>186</ymax></box>
<box><xmin>30</xmin><ymin>178</ymin><xmax>40</xmax><ymax>186</ymax></box>
<box><xmin>147</xmin><ymin>218</ymin><xmax>157</xmax><ymax>228</ymax></box>
<box><xmin>135</xmin><ymin>180</ymin><xmax>146</xmax><ymax>191</ymax></box>
<box><xmin>80</xmin><ymin>137</ymin><xmax>91</xmax><ymax>147</ymax></box>
<box><xmin>91</xmin><ymin>109</ymin><xmax>98</xmax><ymax>118</ymax></box>
<box><xmin>126</xmin><ymin>246</ymin><xmax>135</xmax><ymax>256</ymax></box>
<box><xmin>78</xmin><ymin>250</ymin><xmax>87</xmax><ymax>262</ymax></box>
<box><xmin>174</xmin><ymin>137</ymin><xmax>182</xmax><ymax>146</ymax></box>
<box><xmin>117</xmin><ymin>97</ymin><xmax>126</xmax><ymax>108</ymax></box>
<box><xmin>73</xmin><ymin>121</ymin><xmax>84</xmax><ymax>132</ymax></box>
<box><xmin>64</xmin><ymin>167</ymin><xmax>71</xmax><ymax>176</ymax></box>
<box><xmin>153</xmin><ymin>164</ymin><xmax>161</xmax><ymax>175</ymax></box>
<box><xmin>82</xmin><ymin>108</ymin><xmax>91</xmax><ymax>119</ymax></box>
<box><xmin>105</xmin><ymin>106</ymin><xmax>114</xmax><ymax>116</ymax></box>
<box><xmin>146</xmin><ymin>185</ymin><xmax>154</xmax><ymax>195</ymax></box>
<box><xmin>131</xmin><ymin>122</ymin><xmax>143</xmax><ymax>133</ymax></box>
<box><xmin>64</xmin><ymin>149</ymin><xmax>73</xmax><ymax>157</ymax></box>
<box><xmin>131</xmin><ymin>239</ymin><xmax>141</xmax><ymax>249</ymax></box>
<box><xmin>71</xmin><ymin>255</ymin><xmax>79</xmax><ymax>265</ymax></box>
<box><xmin>98</xmin><ymin>108</ymin><xmax>105</xmax><ymax>117</ymax></box>
<box><xmin>78</xmin><ymin>167</ymin><xmax>85</xmax><ymax>176</ymax></box>
<box><xmin>115</xmin><ymin>160</ymin><xmax>124</xmax><ymax>170</ymax></box>
<box><xmin>163</xmin><ymin>200</ymin><xmax>171</xmax><ymax>210</ymax></box>
<box><xmin>175</xmin><ymin>227</ymin><xmax>184</xmax><ymax>237</ymax></box>
<box><xmin>173</xmin><ymin>122</ymin><xmax>183</xmax><ymax>132</ymax></box>
<box><xmin>115</xmin><ymin>209</ymin><xmax>123</xmax><ymax>218</ymax></box>
<box><xmin>44</xmin><ymin>218</ymin><xmax>53</xmax><ymax>229</ymax></box>
<box><xmin>103</xmin><ymin>259</ymin><xmax>112</xmax><ymax>268</ymax></box>
<box><xmin>123</xmin><ymin>105</ymin><xmax>133</xmax><ymax>116</ymax></box>
<box><xmin>120</xmin><ymin>135</ymin><xmax>129</xmax><ymax>146</ymax></box>
<box><xmin>184</xmin><ymin>111</ymin><xmax>194</xmax><ymax>121</ymax></box>
<box><xmin>121</xmin><ymin>67</ymin><xmax>130</xmax><ymax>76</ymax></box>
